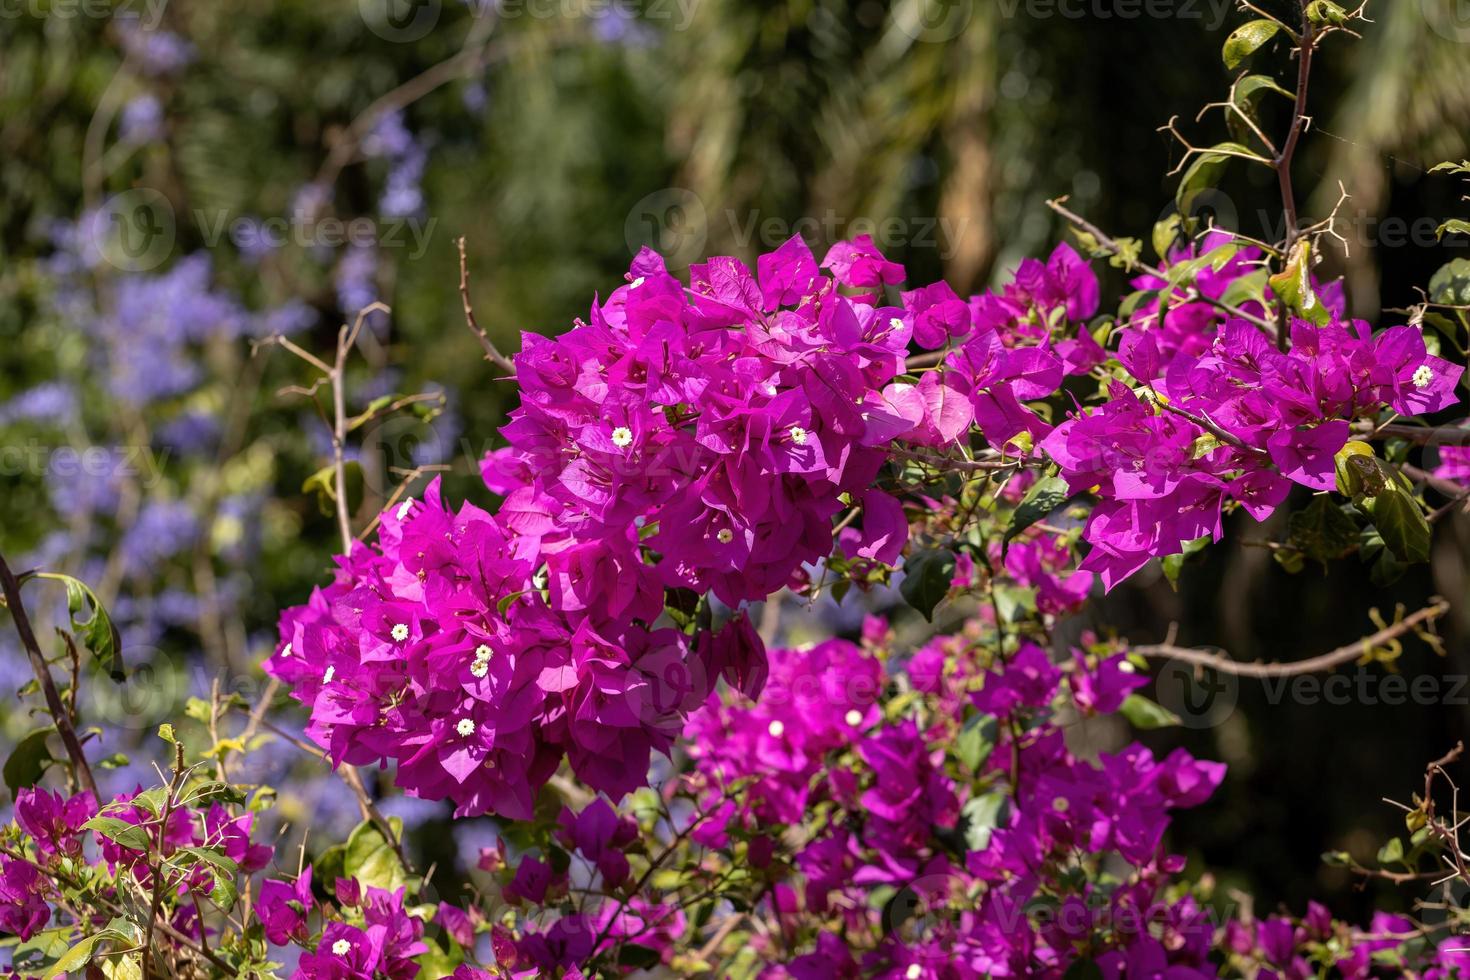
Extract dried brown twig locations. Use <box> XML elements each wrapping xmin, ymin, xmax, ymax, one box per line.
<box><xmin>1134</xmin><ymin>600</ymin><xmax>1450</xmax><ymax>678</ymax></box>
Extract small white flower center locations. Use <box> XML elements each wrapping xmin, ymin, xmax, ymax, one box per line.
<box><xmin>629</xmin><ymin>276</ymin><xmax>645</xmax><ymax>289</ymax></box>
<box><xmin>470</xmin><ymin>660</ymin><xmax>490</xmax><ymax>678</ymax></box>
<box><xmin>906</xmin><ymin>966</ymin><xmax>923</xmax><ymax>980</ymax></box>
<box><xmin>611</xmin><ymin>426</ymin><xmax>634</xmax><ymax>448</ymax></box>
<box><xmin>396</xmin><ymin>499</ymin><xmax>413</xmax><ymax>520</ymax></box>
<box><xmin>1052</xmin><ymin>797</ymin><xmax>1070</xmax><ymax>813</ymax></box>
<box><xmin>1117</xmin><ymin>660</ymin><xmax>1137</xmax><ymax>674</ymax></box>
<box><xmin>767</xmin><ymin>720</ymin><xmax>784</xmax><ymax>738</ymax></box>
<box><xmin>322</xmin><ymin>666</ymin><xmax>335</xmax><ymax>684</ymax></box>
<box><xmin>844</xmin><ymin>709</ymin><xmax>863</xmax><ymax>727</ymax></box>
<box><xmin>890</xmin><ymin>317</ymin><xmax>905</xmax><ymax>333</ymax></box>
<box><xmin>716</xmin><ymin>528</ymin><xmax>733</xmax><ymax>544</ymax></box>
<box><xmin>789</xmin><ymin>426</ymin><xmax>808</xmax><ymax>445</ymax></box>
<box><xmin>1413</xmin><ymin>364</ymin><xmax>1434</xmax><ymax>389</ymax></box>
<box><xmin>457</xmin><ymin>718</ymin><xmax>476</xmax><ymax>737</ymax></box>
<box><xmin>475</xmin><ymin>644</ymin><xmax>493</xmax><ymax>661</ymax></box>
<box><xmin>332</xmin><ymin>939</ymin><xmax>352</xmax><ymax>956</ymax></box>
<box><xmin>280</xmin><ymin>642</ymin><xmax>292</xmax><ymax>658</ymax></box>
<box><xmin>390</xmin><ymin>623</ymin><xmax>409</xmax><ymax>642</ymax></box>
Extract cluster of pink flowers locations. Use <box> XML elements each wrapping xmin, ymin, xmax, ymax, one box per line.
<box><xmin>866</xmin><ymin>245</ymin><xmax>1101</xmax><ymax>454</ymax></box>
<box><xmin>267</xmin><ymin>234</ymin><xmax>969</xmax><ymax>820</ymax></box>
<box><xmin>664</xmin><ymin>622</ymin><xmax>1227</xmax><ymax>976</ymax></box>
<box><xmin>1124</xmin><ymin>231</ymin><xmax>1279</xmax><ymax>360</ymax></box>
<box><xmin>290</xmin><ymin>883</ymin><xmax>428</xmax><ymax>980</ymax></box>
<box><xmin>266</xmin><ymin>479</ymin><xmax>766</xmax><ymax>817</ymax></box>
<box><xmin>483</xmin><ymin>235</ymin><xmax>913</xmax><ymax>606</ymax></box>
<box><xmin>1046</xmin><ymin>308</ymin><xmax>1462</xmax><ymax>589</ymax></box>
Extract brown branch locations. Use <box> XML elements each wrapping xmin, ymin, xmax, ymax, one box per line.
<box><xmin>1274</xmin><ymin>5</ymin><xmax>1315</xmax><ymax>349</ymax></box>
<box><xmin>141</xmin><ymin>742</ymin><xmax>188</xmax><ymax>980</ymax></box>
<box><xmin>1133</xmin><ymin>600</ymin><xmax>1450</xmax><ymax>677</ymax></box>
<box><xmin>1046</xmin><ymin>197</ymin><xmax>1279</xmax><ymax>337</ymax></box>
<box><xmin>0</xmin><ymin>551</ymin><xmax>98</xmax><ymax>799</ymax></box>
<box><xmin>891</xmin><ymin>446</ymin><xmax>1026</xmax><ymax>474</ymax></box>
<box><xmin>456</xmin><ymin>236</ymin><xmax>517</xmax><ymax>377</ymax></box>
<box><xmin>265</xmin><ymin>306</ymin><xmax>416</xmax><ymax>874</ymax></box>
<box><xmin>1154</xmin><ymin>397</ymin><xmax>1268</xmax><ymax>458</ymax></box>
<box><xmin>1276</xmin><ymin>7</ymin><xmax>1314</xmax><ymax>259</ymax></box>
<box><xmin>1364</xmin><ymin>423</ymin><xmax>1470</xmax><ymax>447</ymax></box>
<box><xmin>904</xmin><ymin>350</ymin><xmax>947</xmax><ymax>372</ymax></box>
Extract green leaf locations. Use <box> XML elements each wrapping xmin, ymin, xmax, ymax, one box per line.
<box><xmin>302</xmin><ymin>461</ymin><xmax>364</xmax><ymax>519</ymax></box>
<box><xmin>1305</xmin><ymin>0</ymin><xmax>1348</xmax><ymax>25</ymax></box>
<box><xmin>1118</xmin><ymin>694</ymin><xmax>1181</xmax><ymax>730</ymax></box>
<box><xmin>1217</xmin><ymin>268</ymin><xmax>1270</xmax><ymax>310</ymax></box>
<box><xmin>1161</xmin><ymin>535</ymin><xmax>1210</xmax><ymax>590</ymax></box>
<box><xmin>1333</xmin><ymin>441</ymin><xmax>1381</xmax><ymax>498</ymax></box>
<box><xmin>47</xmin><ymin>929</ymin><xmax>131</xmax><ymax>978</ymax></box>
<box><xmin>955</xmin><ymin>713</ymin><xmax>998</xmax><ymax>772</ymax></box>
<box><xmin>497</xmin><ymin>590</ymin><xmax>531</xmax><ymax>617</ymax></box>
<box><xmin>1268</xmin><ymin>240</ymin><xmax>1330</xmax><ymax>327</ymax></box>
<box><xmin>1429</xmin><ymin>259</ymin><xmax>1470</xmax><ymax>307</ymax></box>
<box><xmin>176</xmin><ymin>847</ymin><xmax>240</xmax><ymax>911</ymax></box>
<box><xmin>1222</xmin><ymin>19</ymin><xmax>1281</xmax><ymax>69</ymax></box>
<box><xmin>1233</xmin><ymin>73</ymin><xmax>1294</xmax><ymax>107</ymax></box>
<box><xmin>1364</xmin><ymin>480</ymin><xmax>1431</xmax><ymax>564</ymax></box>
<box><xmin>1003</xmin><ymin>476</ymin><xmax>1070</xmax><ymax>552</ymax></box>
<box><xmin>962</xmin><ymin>791</ymin><xmax>1009</xmax><ymax>851</ymax></box>
<box><xmin>32</xmin><ymin>572</ymin><xmax>124</xmax><ymax>681</ymax></box>
<box><xmin>1176</xmin><ymin>142</ymin><xmax>1258</xmax><ymax>217</ymax></box>
<box><xmin>1152</xmin><ymin>213</ymin><xmax>1185</xmax><ymax>261</ymax></box>
<box><xmin>3</xmin><ymin>727</ymin><xmax>55</xmax><ymax>796</ymax></box>
<box><xmin>186</xmin><ymin>780</ymin><xmax>248</xmax><ymax>808</ymax></box>
<box><xmin>1431</xmin><ymin>160</ymin><xmax>1470</xmax><ymax>175</ymax></box>
<box><xmin>1376</xmin><ymin>837</ymin><xmax>1405</xmax><ymax>866</ymax></box>
<box><xmin>344</xmin><ymin>817</ymin><xmax>409</xmax><ymax>893</ymax></box>
<box><xmin>899</xmin><ymin>548</ymin><xmax>956</xmax><ymax>622</ymax></box>
<box><xmin>83</xmin><ymin>815</ymin><xmax>151</xmax><ymax>852</ymax></box>
<box><xmin>1286</xmin><ymin>496</ymin><xmax>1359</xmax><ymax>567</ymax></box>
<box><xmin>1437</xmin><ymin>219</ymin><xmax>1470</xmax><ymax>241</ymax></box>
<box><xmin>126</xmin><ymin>787</ymin><xmax>169</xmax><ymax>817</ymax></box>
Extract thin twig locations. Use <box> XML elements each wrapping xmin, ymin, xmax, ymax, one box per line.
<box><xmin>456</xmin><ymin>236</ymin><xmax>517</xmax><ymax>376</ymax></box>
<box><xmin>1046</xmin><ymin>197</ymin><xmax>1279</xmax><ymax>337</ymax></box>
<box><xmin>141</xmin><ymin>742</ymin><xmax>188</xmax><ymax>980</ymax></box>
<box><xmin>1154</xmin><ymin>397</ymin><xmax>1267</xmax><ymax>457</ymax></box>
<box><xmin>1134</xmin><ymin>600</ymin><xmax>1450</xmax><ymax>677</ymax></box>
<box><xmin>0</xmin><ymin>551</ymin><xmax>98</xmax><ymax>799</ymax></box>
<box><xmin>1274</xmin><ymin>4</ymin><xmax>1315</xmax><ymax>349</ymax></box>
<box><xmin>1364</xmin><ymin>423</ymin><xmax>1470</xmax><ymax>447</ymax></box>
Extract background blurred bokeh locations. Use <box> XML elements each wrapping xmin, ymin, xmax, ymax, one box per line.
<box><xmin>3</xmin><ymin>0</ymin><xmax>1470</xmax><ymax>928</ymax></box>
